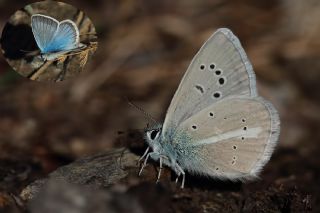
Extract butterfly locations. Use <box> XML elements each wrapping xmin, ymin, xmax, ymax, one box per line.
<box><xmin>31</xmin><ymin>14</ymin><xmax>85</xmax><ymax>61</ymax></box>
<box><xmin>139</xmin><ymin>28</ymin><xmax>280</xmax><ymax>188</ymax></box>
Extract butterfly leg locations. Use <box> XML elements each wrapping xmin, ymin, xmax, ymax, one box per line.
<box><xmin>139</xmin><ymin>151</ymin><xmax>162</xmax><ymax>176</ymax></box>
<box><xmin>138</xmin><ymin>152</ymin><xmax>152</xmax><ymax>176</ymax></box>
<box><xmin>181</xmin><ymin>172</ymin><xmax>185</xmax><ymax>189</ymax></box>
<box><xmin>174</xmin><ymin>164</ymin><xmax>181</xmax><ymax>183</ymax></box>
<box><xmin>175</xmin><ymin>173</ymin><xmax>181</xmax><ymax>183</ymax></box>
<box><xmin>156</xmin><ymin>156</ymin><xmax>163</xmax><ymax>183</ymax></box>
<box><xmin>175</xmin><ymin>164</ymin><xmax>185</xmax><ymax>188</ymax></box>
<box><xmin>138</xmin><ymin>147</ymin><xmax>150</xmax><ymax>164</ymax></box>
<box><xmin>156</xmin><ymin>155</ymin><xmax>170</xmax><ymax>183</ymax></box>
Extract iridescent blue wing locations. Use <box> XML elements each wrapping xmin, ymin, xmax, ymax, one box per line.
<box><xmin>31</xmin><ymin>14</ymin><xmax>59</xmax><ymax>53</ymax></box>
<box><xmin>44</xmin><ymin>20</ymin><xmax>80</xmax><ymax>53</ymax></box>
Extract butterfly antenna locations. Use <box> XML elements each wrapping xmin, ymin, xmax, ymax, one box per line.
<box><xmin>125</xmin><ymin>97</ymin><xmax>158</xmax><ymax>126</ymax></box>
<box><xmin>19</xmin><ymin>49</ymin><xmax>39</xmax><ymax>58</ymax></box>
<box><xmin>20</xmin><ymin>49</ymin><xmax>33</xmax><ymax>53</ymax></box>
<box><xmin>20</xmin><ymin>49</ymin><xmax>39</xmax><ymax>54</ymax></box>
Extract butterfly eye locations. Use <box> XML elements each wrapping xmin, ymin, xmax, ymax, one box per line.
<box><xmin>200</xmin><ymin>64</ymin><xmax>205</xmax><ymax>70</ymax></box>
<box><xmin>150</xmin><ymin>129</ymin><xmax>160</xmax><ymax>140</ymax></box>
<box><xmin>209</xmin><ymin>63</ymin><xmax>215</xmax><ymax>70</ymax></box>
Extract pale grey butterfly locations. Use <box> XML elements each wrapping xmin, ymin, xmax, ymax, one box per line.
<box><xmin>139</xmin><ymin>28</ymin><xmax>280</xmax><ymax>188</ymax></box>
<box><xmin>31</xmin><ymin>14</ymin><xmax>85</xmax><ymax>61</ymax></box>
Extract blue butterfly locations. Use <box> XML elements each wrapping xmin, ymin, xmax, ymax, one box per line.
<box><xmin>31</xmin><ymin>14</ymin><xmax>84</xmax><ymax>61</ymax></box>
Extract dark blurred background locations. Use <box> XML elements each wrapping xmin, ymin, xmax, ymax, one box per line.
<box><xmin>0</xmin><ymin>0</ymin><xmax>319</xmax><ymax>212</ymax></box>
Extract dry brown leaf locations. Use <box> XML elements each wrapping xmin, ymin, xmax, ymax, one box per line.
<box><xmin>79</xmin><ymin>49</ymin><xmax>89</xmax><ymax>67</ymax></box>
<box><xmin>57</xmin><ymin>55</ymin><xmax>67</xmax><ymax>64</ymax></box>
<box><xmin>89</xmin><ymin>42</ymin><xmax>98</xmax><ymax>54</ymax></box>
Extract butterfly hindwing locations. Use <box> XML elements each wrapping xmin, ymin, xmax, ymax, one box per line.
<box><xmin>162</xmin><ymin>28</ymin><xmax>257</xmax><ymax>135</ymax></box>
<box><xmin>31</xmin><ymin>14</ymin><xmax>59</xmax><ymax>53</ymax></box>
<box><xmin>45</xmin><ymin>20</ymin><xmax>79</xmax><ymax>53</ymax></box>
<box><xmin>175</xmin><ymin>97</ymin><xmax>280</xmax><ymax>179</ymax></box>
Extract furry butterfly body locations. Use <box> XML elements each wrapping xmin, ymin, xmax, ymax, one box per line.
<box><xmin>31</xmin><ymin>14</ymin><xmax>84</xmax><ymax>61</ymax></box>
<box><xmin>139</xmin><ymin>28</ymin><xmax>280</xmax><ymax>188</ymax></box>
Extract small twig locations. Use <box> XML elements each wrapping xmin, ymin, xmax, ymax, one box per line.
<box><xmin>29</xmin><ymin>60</ymin><xmax>53</xmax><ymax>80</ymax></box>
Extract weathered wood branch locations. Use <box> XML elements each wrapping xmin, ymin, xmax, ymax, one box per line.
<box><xmin>20</xmin><ymin>148</ymin><xmax>148</xmax><ymax>200</ymax></box>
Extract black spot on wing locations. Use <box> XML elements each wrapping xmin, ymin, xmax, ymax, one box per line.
<box><xmin>195</xmin><ymin>85</ymin><xmax>205</xmax><ymax>94</ymax></box>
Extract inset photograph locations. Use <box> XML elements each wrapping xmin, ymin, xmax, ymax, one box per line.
<box><xmin>0</xmin><ymin>1</ymin><xmax>97</xmax><ymax>82</ymax></box>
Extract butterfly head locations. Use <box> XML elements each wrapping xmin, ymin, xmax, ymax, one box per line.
<box><xmin>39</xmin><ymin>52</ymin><xmax>52</xmax><ymax>61</ymax></box>
<box><xmin>144</xmin><ymin>123</ymin><xmax>162</xmax><ymax>152</ymax></box>
<box><xmin>39</xmin><ymin>53</ymin><xmax>45</xmax><ymax>61</ymax></box>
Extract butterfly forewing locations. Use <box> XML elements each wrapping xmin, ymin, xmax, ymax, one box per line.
<box><xmin>31</xmin><ymin>14</ymin><xmax>59</xmax><ymax>53</ymax></box>
<box><xmin>162</xmin><ymin>28</ymin><xmax>257</xmax><ymax>135</ymax></box>
<box><xmin>176</xmin><ymin>97</ymin><xmax>280</xmax><ymax>179</ymax></box>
